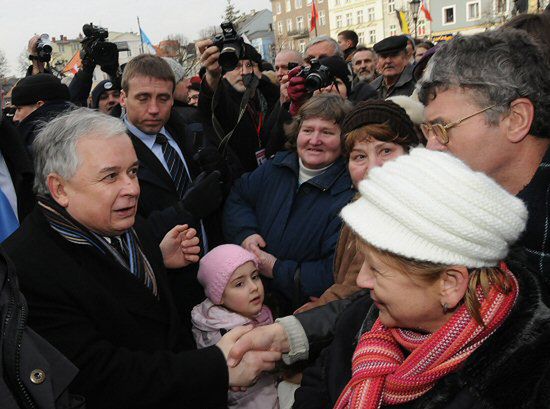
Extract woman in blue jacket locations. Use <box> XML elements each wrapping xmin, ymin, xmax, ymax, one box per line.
<box><xmin>223</xmin><ymin>94</ymin><xmax>354</xmax><ymax>315</ymax></box>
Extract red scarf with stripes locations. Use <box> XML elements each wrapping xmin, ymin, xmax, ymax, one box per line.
<box><xmin>334</xmin><ymin>264</ymin><xmax>518</xmax><ymax>409</ymax></box>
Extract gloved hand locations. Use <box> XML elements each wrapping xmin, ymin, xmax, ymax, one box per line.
<box><xmin>193</xmin><ymin>146</ymin><xmax>224</xmax><ymax>174</ymax></box>
<box><xmin>287</xmin><ymin>66</ymin><xmax>310</xmax><ymax>116</ymax></box>
<box><xmin>179</xmin><ymin>170</ymin><xmax>222</xmax><ymax>219</ymax></box>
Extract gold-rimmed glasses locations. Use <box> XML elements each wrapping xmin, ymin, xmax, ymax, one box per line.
<box><xmin>420</xmin><ymin>104</ymin><xmax>497</xmax><ymax>145</ymax></box>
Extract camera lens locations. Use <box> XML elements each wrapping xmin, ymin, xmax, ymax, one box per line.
<box><xmin>219</xmin><ymin>46</ymin><xmax>240</xmax><ymax>71</ymax></box>
<box><xmin>305</xmin><ymin>73</ymin><xmax>323</xmax><ymax>92</ymax></box>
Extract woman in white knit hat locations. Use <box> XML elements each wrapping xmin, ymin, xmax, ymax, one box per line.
<box><xmin>292</xmin><ymin>148</ymin><xmax>550</xmax><ymax>409</ymax></box>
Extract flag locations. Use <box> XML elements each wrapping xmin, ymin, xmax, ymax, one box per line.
<box><xmin>63</xmin><ymin>51</ymin><xmax>82</xmax><ymax>75</ymax></box>
<box><xmin>140</xmin><ymin>28</ymin><xmax>157</xmax><ymax>54</ymax></box>
<box><xmin>396</xmin><ymin>10</ymin><xmax>410</xmax><ymax>35</ymax></box>
<box><xmin>310</xmin><ymin>0</ymin><xmax>319</xmax><ymax>32</ymax></box>
<box><xmin>421</xmin><ymin>0</ymin><xmax>433</xmax><ymax>21</ymax></box>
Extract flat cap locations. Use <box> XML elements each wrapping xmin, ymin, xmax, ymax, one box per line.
<box><xmin>373</xmin><ymin>35</ymin><xmax>408</xmax><ymax>55</ymax></box>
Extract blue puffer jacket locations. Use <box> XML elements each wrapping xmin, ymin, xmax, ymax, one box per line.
<box><xmin>223</xmin><ymin>151</ymin><xmax>355</xmax><ymax>313</ymax></box>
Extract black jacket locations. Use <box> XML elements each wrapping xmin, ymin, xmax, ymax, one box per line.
<box><xmin>199</xmin><ymin>76</ymin><xmax>280</xmax><ymax>178</ymax></box>
<box><xmin>17</xmin><ymin>100</ymin><xmax>74</xmax><ymax>156</ymax></box>
<box><xmin>0</xmin><ymin>120</ymin><xmax>34</xmax><ymax>221</ymax></box>
<box><xmin>0</xmin><ymin>248</ymin><xmax>84</xmax><ymax>409</ymax></box>
<box><xmin>3</xmin><ymin>208</ymin><xmax>229</xmax><ymax>409</ymax></box>
<box><xmin>294</xmin><ymin>250</ymin><xmax>550</xmax><ymax>409</ymax></box>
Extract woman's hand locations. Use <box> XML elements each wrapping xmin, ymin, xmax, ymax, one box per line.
<box><xmin>159</xmin><ymin>224</ymin><xmax>200</xmax><ymax>268</ymax></box>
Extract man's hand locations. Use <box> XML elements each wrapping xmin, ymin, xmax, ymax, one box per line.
<box><xmin>226</xmin><ymin>323</ymin><xmax>289</xmax><ymax>367</ymax></box>
<box><xmin>180</xmin><ymin>171</ymin><xmax>222</xmax><ymax>219</ymax></box>
<box><xmin>241</xmin><ymin>234</ymin><xmax>266</xmax><ymax>252</ymax></box>
<box><xmin>228</xmin><ymin>350</ymin><xmax>280</xmax><ymax>387</ymax></box>
<box><xmin>197</xmin><ymin>39</ymin><xmax>222</xmax><ymax>91</ymax></box>
<box><xmin>27</xmin><ymin>35</ymin><xmax>46</xmax><ymax>75</ymax></box>
<box><xmin>160</xmin><ymin>224</ymin><xmax>200</xmax><ymax>268</ymax></box>
<box><xmin>280</xmin><ymin>74</ymin><xmax>290</xmax><ymax>104</ymax></box>
<box><xmin>251</xmin><ymin>247</ymin><xmax>277</xmax><ymax>278</ymax></box>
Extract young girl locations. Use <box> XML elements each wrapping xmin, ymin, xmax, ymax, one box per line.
<box><xmin>192</xmin><ymin>244</ymin><xmax>279</xmax><ymax>409</ymax></box>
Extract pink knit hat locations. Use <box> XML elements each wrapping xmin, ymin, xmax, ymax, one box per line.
<box><xmin>197</xmin><ymin>244</ymin><xmax>259</xmax><ymax>304</ymax></box>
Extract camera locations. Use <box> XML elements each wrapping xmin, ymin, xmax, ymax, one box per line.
<box><xmin>299</xmin><ymin>59</ymin><xmax>335</xmax><ymax>92</ymax></box>
<box><xmin>81</xmin><ymin>23</ymin><xmax>119</xmax><ymax>73</ymax></box>
<box><xmin>34</xmin><ymin>34</ymin><xmax>52</xmax><ymax>62</ymax></box>
<box><xmin>212</xmin><ymin>22</ymin><xmax>244</xmax><ymax>71</ymax></box>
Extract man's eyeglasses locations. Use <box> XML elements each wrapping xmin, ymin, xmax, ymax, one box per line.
<box><xmin>420</xmin><ymin>105</ymin><xmax>496</xmax><ymax>145</ymax></box>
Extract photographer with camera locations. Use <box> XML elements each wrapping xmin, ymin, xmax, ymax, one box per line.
<box><xmin>197</xmin><ymin>22</ymin><xmax>279</xmax><ymax>180</ymax></box>
<box><xmin>25</xmin><ymin>34</ymin><xmax>53</xmax><ymax>76</ymax></box>
<box><xmin>68</xmin><ymin>24</ymin><xmax>122</xmax><ymax>110</ymax></box>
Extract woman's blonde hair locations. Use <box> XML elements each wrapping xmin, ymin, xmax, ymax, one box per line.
<box><xmin>361</xmin><ymin>240</ymin><xmax>512</xmax><ymax>325</ymax></box>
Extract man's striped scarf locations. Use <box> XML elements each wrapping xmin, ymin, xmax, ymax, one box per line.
<box><xmin>38</xmin><ymin>195</ymin><xmax>158</xmax><ymax>297</ymax></box>
<box><xmin>334</xmin><ymin>264</ymin><xmax>518</xmax><ymax>409</ymax></box>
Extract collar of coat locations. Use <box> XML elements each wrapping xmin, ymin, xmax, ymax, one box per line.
<box><xmin>272</xmin><ymin>151</ymin><xmax>351</xmax><ymax>195</ymax></box>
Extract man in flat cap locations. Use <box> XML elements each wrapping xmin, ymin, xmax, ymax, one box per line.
<box><xmin>370</xmin><ymin>35</ymin><xmax>416</xmax><ymax>99</ymax></box>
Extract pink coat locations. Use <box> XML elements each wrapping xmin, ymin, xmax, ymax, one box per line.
<box><xmin>191</xmin><ymin>299</ymin><xmax>279</xmax><ymax>409</ymax></box>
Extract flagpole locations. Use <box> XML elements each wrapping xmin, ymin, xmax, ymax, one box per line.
<box><xmin>137</xmin><ymin>16</ymin><xmax>144</xmax><ymax>54</ymax></box>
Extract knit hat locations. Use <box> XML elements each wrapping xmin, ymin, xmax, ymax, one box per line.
<box><xmin>341</xmin><ymin>148</ymin><xmax>528</xmax><ymax>267</ymax></box>
<box><xmin>342</xmin><ymin>99</ymin><xmax>418</xmax><ymax>143</ymax></box>
<box><xmin>197</xmin><ymin>244</ymin><xmax>259</xmax><ymax>304</ymax></box>
<box><xmin>12</xmin><ymin>74</ymin><xmax>70</xmax><ymax>106</ymax></box>
<box><xmin>319</xmin><ymin>55</ymin><xmax>351</xmax><ymax>95</ymax></box>
<box><xmin>91</xmin><ymin>80</ymin><xmax>120</xmax><ymax>108</ymax></box>
<box><xmin>162</xmin><ymin>57</ymin><xmax>185</xmax><ymax>83</ymax></box>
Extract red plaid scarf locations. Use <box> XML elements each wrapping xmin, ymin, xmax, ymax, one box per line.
<box><xmin>334</xmin><ymin>263</ymin><xmax>518</xmax><ymax>409</ymax></box>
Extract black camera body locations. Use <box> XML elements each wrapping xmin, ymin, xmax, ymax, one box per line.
<box><xmin>299</xmin><ymin>59</ymin><xmax>335</xmax><ymax>92</ymax></box>
<box><xmin>36</xmin><ymin>34</ymin><xmax>53</xmax><ymax>62</ymax></box>
<box><xmin>212</xmin><ymin>22</ymin><xmax>244</xmax><ymax>71</ymax></box>
<box><xmin>81</xmin><ymin>23</ymin><xmax>119</xmax><ymax>73</ymax></box>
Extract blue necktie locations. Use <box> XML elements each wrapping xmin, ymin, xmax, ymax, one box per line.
<box><xmin>0</xmin><ymin>188</ymin><xmax>18</xmax><ymax>242</ymax></box>
<box><xmin>156</xmin><ymin>134</ymin><xmax>190</xmax><ymax>199</ymax></box>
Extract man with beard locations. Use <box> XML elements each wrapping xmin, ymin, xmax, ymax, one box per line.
<box><xmin>370</xmin><ymin>35</ymin><xmax>415</xmax><ymax>99</ymax></box>
<box><xmin>351</xmin><ymin>47</ymin><xmax>377</xmax><ymax>88</ymax></box>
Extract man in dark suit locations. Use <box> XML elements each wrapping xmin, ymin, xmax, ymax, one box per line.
<box><xmin>3</xmin><ymin>108</ymin><xmax>279</xmax><ymax>409</ymax></box>
<box><xmin>119</xmin><ymin>54</ymin><xmax>224</xmax><ymax>318</ymax></box>
<box><xmin>0</xmin><ymin>117</ymin><xmax>34</xmax><ymax>242</ymax></box>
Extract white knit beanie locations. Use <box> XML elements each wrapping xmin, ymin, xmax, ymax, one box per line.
<box><xmin>340</xmin><ymin>148</ymin><xmax>528</xmax><ymax>267</ymax></box>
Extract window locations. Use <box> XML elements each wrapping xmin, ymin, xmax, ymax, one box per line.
<box><xmin>335</xmin><ymin>0</ymin><xmax>341</xmax><ymax>6</ymax></box>
<box><xmin>286</xmin><ymin>18</ymin><xmax>293</xmax><ymax>32</ymax></box>
<box><xmin>295</xmin><ymin>0</ymin><xmax>302</xmax><ymax>8</ymax></box>
<box><xmin>388</xmin><ymin>0</ymin><xmax>395</xmax><ymax>13</ymax></box>
<box><xmin>358</xmin><ymin>31</ymin><xmax>365</xmax><ymax>45</ymax></box>
<box><xmin>59</xmin><ymin>44</ymin><xmax>65</xmax><ymax>52</ymax></box>
<box><xmin>346</xmin><ymin>12</ymin><xmax>353</xmax><ymax>25</ymax></box>
<box><xmin>367</xmin><ymin>7</ymin><xmax>374</xmax><ymax>21</ymax></box>
<box><xmin>286</xmin><ymin>0</ymin><xmax>292</xmax><ymax>12</ymax></box>
<box><xmin>336</xmin><ymin>15</ymin><xmax>343</xmax><ymax>28</ymax></box>
<box><xmin>417</xmin><ymin>19</ymin><xmax>426</xmax><ymax>36</ymax></box>
<box><xmin>389</xmin><ymin>24</ymin><xmax>397</xmax><ymax>36</ymax></box>
<box><xmin>297</xmin><ymin>16</ymin><xmax>304</xmax><ymax>30</ymax></box>
<box><xmin>275</xmin><ymin>2</ymin><xmax>282</xmax><ymax>14</ymax></box>
<box><xmin>278</xmin><ymin>21</ymin><xmax>284</xmax><ymax>34</ymax></box>
<box><xmin>443</xmin><ymin>6</ymin><xmax>455</xmax><ymax>24</ymax></box>
<box><xmin>299</xmin><ymin>40</ymin><xmax>306</xmax><ymax>53</ymax></box>
<box><xmin>319</xmin><ymin>10</ymin><xmax>326</xmax><ymax>25</ymax></box>
<box><xmin>495</xmin><ymin>0</ymin><xmax>507</xmax><ymax>14</ymax></box>
<box><xmin>357</xmin><ymin>9</ymin><xmax>364</xmax><ymax>23</ymax></box>
<box><xmin>318</xmin><ymin>0</ymin><xmax>323</xmax><ymax>3</ymax></box>
<box><xmin>467</xmin><ymin>1</ymin><xmax>480</xmax><ymax>20</ymax></box>
<box><xmin>369</xmin><ymin>29</ymin><xmax>376</xmax><ymax>44</ymax></box>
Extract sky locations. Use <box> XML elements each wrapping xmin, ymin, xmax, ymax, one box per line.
<box><xmin>0</xmin><ymin>0</ymin><xmax>271</xmax><ymax>76</ymax></box>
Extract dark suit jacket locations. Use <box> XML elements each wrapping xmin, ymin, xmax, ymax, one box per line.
<box><xmin>0</xmin><ymin>120</ymin><xmax>34</xmax><ymax>221</ymax></box>
<box><xmin>3</xmin><ymin>208</ymin><xmax>228</xmax><ymax>409</ymax></box>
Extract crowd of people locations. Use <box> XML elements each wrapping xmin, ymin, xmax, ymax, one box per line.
<box><xmin>0</xmin><ymin>9</ymin><xmax>549</xmax><ymax>409</ymax></box>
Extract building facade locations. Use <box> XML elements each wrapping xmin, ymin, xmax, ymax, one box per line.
<box><xmin>329</xmin><ymin>0</ymin><xmax>385</xmax><ymax>47</ymax></box>
<box><xmin>271</xmin><ymin>0</ymin><xmax>331</xmax><ymax>53</ymax></box>
<box><xmin>236</xmin><ymin>9</ymin><xmax>277</xmax><ymax>63</ymax></box>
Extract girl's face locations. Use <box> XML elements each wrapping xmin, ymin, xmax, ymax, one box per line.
<box><xmin>221</xmin><ymin>261</ymin><xmax>265</xmax><ymax>318</ymax></box>
<box><xmin>348</xmin><ymin>140</ymin><xmax>406</xmax><ymax>188</ymax></box>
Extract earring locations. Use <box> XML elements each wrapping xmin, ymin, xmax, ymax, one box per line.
<box><xmin>442</xmin><ymin>302</ymin><xmax>449</xmax><ymax>314</ymax></box>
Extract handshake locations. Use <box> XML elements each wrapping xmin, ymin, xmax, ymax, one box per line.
<box><xmin>216</xmin><ymin>323</ymin><xmax>290</xmax><ymax>387</ymax></box>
